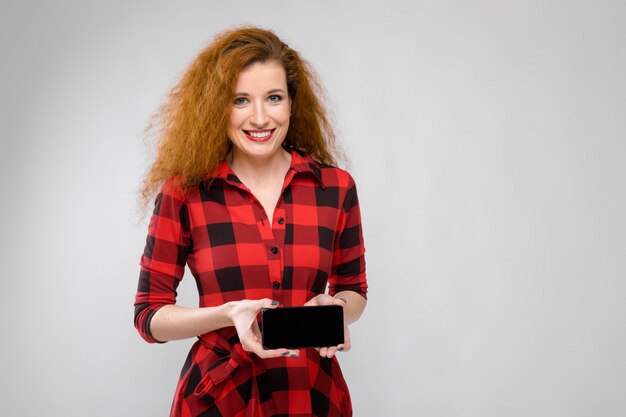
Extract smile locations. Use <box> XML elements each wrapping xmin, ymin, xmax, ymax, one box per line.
<box><xmin>243</xmin><ymin>129</ymin><xmax>275</xmax><ymax>142</ymax></box>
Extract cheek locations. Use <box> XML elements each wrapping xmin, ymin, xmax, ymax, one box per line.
<box><xmin>272</xmin><ymin>105</ymin><xmax>291</xmax><ymax>125</ymax></box>
<box><xmin>229</xmin><ymin>109</ymin><xmax>245</xmax><ymax>129</ymax></box>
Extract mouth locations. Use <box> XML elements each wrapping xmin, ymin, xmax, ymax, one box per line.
<box><xmin>243</xmin><ymin>128</ymin><xmax>276</xmax><ymax>142</ymax></box>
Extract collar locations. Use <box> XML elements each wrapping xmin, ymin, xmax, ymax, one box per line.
<box><xmin>288</xmin><ymin>149</ymin><xmax>325</xmax><ymax>188</ymax></box>
<box><xmin>210</xmin><ymin>149</ymin><xmax>325</xmax><ymax>189</ymax></box>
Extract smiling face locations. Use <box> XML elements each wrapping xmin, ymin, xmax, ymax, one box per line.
<box><xmin>227</xmin><ymin>60</ymin><xmax>291</xmax><ymax>165</ymax></box>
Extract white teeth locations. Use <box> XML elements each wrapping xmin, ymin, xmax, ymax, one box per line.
<box><xmin>248</xmin><ymin>130</ymin><xmax>271</xmax><ymax>138</ymax></box>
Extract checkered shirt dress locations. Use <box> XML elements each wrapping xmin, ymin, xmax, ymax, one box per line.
<box><xmin>134</xmin><ymin>150</ymin><xmax>367</xmax><ymax>417</ymax></box>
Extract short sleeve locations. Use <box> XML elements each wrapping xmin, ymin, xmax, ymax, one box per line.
<box><xmin>133</xmin><ymin>183</ymin><xmax>191</xmax><ymax>343</ymax></box>
<box><xmin>328</xmin><ymin>175</ymin><xmax>367</xmax><ymax>299</ymax></box>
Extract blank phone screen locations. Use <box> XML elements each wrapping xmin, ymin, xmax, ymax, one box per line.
<box><xmin>262</xmin><ymin>305</ymin><xmax>344</xmax><ymax>349</ymax></box>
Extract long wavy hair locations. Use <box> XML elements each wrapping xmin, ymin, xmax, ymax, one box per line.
<box><xmin>141</xmin><ymin>26</ymin><xmax>340</xmax><ymax>208</ymax></box>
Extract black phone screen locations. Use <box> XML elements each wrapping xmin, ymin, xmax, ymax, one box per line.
<box><xmin>261</xmin><ymin>305</ymin><xmax>344</xmax><ymax>349</ymax></box>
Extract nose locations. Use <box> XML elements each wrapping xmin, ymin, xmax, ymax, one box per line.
<box><xmin>250</xmin><ymin>102</ymin><xmax>269</xmax><ymax>127</ymax></box>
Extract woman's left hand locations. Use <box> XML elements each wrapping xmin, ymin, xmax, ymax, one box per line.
<box><xmin>304</xmin><ymin>294</ymin><xmax>351</xmax><ymax>358</ymax></box>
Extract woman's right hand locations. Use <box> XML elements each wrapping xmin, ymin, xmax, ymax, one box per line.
<box><xmin>227</xmin><ymin>299</ymin><xmax>300</xmax><ymax>359</ymax></box>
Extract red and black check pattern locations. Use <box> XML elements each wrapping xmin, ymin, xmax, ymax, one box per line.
<box><xmin>134</xmin><ymin>150</ymin><xmax>367</xmax><ymax>417</ymax></box>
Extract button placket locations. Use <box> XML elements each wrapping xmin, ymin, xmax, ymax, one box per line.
<box><xmin>238</xmin><ymin>186</ymin><xmax>286</xmax><ymax>300</ymax></box>
<box><xmin>266</xmin><ymin>208</ymin><xmax>286</xmax><ymax>296</ymax></box>
<box><xmin>258</xmin><ymin>215</ymin><xmax>283</xmax><ymax>297</ymax></box>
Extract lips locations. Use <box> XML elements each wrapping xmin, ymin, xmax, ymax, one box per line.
<box><xmin>243</xmin><ymin>129</ymin><xmax>275</xmax><ymax>142</ymax></box>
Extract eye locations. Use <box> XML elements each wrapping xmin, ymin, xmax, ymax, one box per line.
<box><xmin>233</xmin><ymin>97</ymin><xmax>248</xmax><ymax>106</ymax></box>
<box><xmin>268</xmin><ymin>94</ymin><xmax>282</xmax><ymax>103</ymax></box>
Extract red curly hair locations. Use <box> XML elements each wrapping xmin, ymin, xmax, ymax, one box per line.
<box><xmin>141</xmin><ymin>26</ymin><xmax>340</xmax><ymax>207</ymax></box>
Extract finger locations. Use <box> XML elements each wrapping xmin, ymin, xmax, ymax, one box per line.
<box><xmin>332</xmin><ymin>323</ymin><xmax>351</xmax><ymax>353</ymax></box>
<box><xmin>243</xmin><ymin>330</ymin><xmax>300</xmax><ymax>359</ymax></box>
<box><xmin>258</xmin><ymin>298</ymin><xmax>280</xmax><ymax>309</ymax></box>
<box><xmin>256</xmin><ymin>347</ymin><xmax>287</xmax><ymax>359</ymax></box>
<box><xmin>260</xmin><ymin>348</ymin><xmax>300</xmax><ymax>359</ymax></box>
<box><xmin>340</xmin><ymin>338</ymin><xmax>351</xmax><ymax>352</ymax></box>
<box><xmin>319</xmin><ymin>347</ymin><xmax>329</xmax><ymax>358</ymax></box>
<box><xmin>244</xmin><ymin>336</ymin><xmax>289</xmax><ymax>359</ymax></box>
<box><xmin>316</xmin><ymin>294</ymin><xmax>335</xmax><ymax>306</ymax></box>
<box><xmin>334</xmin><ymin>297</ymin><xmax>348</xmax><ymax>306</ymax></box>
<box><xmin>326</xmin><ymin>346</ymin><xmax>338</xmax><ymax>358</ymax></box>
<box><xmin>303</xmin><ymin>296</ymin><xmax>319</xmax><ymax>307</ymax></box>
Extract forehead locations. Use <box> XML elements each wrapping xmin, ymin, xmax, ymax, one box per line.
<box><xmin>234</xmin><ymin>60</ymin><xmax>287</xmax><ymax>91</ymax></box>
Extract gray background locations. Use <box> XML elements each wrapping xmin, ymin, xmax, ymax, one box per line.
<box><xmin>1</xmin><ymin>1</ymin><xmax>625</xmax><ymax>416</ymax></box>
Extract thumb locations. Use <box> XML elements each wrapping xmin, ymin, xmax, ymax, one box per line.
<box><xmin>259</xmin><ymin>298</ymin><xmax>280</xmax><ymax>309</ymax></box>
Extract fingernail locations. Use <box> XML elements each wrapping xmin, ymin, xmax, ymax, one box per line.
<box><xmin>290</xmin><ymin>354</ymin><xmax>299</xmax><ymax>358</ymax></box>
<box><xmin>338</xmin><ymin>347</ymin><xmax>344</xmax><ymax>351</ymax></box>
<box><xmin>282</xmin><ymin>351</ymin><xmax>290</xmax><ymax>356</ymax></box>
<box><xmin>271</xmin><ymin>300</ymin><xmax>279</xmax><ymax>306</ymax></box>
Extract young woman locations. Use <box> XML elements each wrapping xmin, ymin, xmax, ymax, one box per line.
<box><xmin>134</xmin><ymin>26</ymin><xmax>367</xmax><ymax>417</ymax></box>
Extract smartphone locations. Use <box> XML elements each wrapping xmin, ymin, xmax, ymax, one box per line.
<box><xmin>261</xmin><ymin>305</ymin><xmax>344</xmax><ymax>349</ymax></box>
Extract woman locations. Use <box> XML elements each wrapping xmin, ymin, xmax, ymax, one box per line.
<box><xmin>134</xmin><ymin>26</ymin><xmax>367</xmax><ymax>417</ymax></box>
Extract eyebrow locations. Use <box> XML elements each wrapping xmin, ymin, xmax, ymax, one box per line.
<box><xmin>233</xmin><ymin>88</ymin><xmax>287</xmax><ymax>96</ymax></box>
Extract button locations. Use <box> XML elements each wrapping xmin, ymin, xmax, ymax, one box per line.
<box><xmin>272</xmin><ymin>281</ymin><xmax>281</xmax><ymax>290</ymax></box>
<box><xmin>278</xmin><ymin>217</ymin><xmax>285</xmax><ymax>225</ymax></box>
<box><xmin>271</xmin><ymin>247</ymin><xmax>279</xmax><ymax>254</ymax></box>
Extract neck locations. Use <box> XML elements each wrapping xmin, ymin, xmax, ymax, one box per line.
<box><xmin>228</xmin><ymin>148</ymin><xmax>292</xmax><ymax>187</ymax></box>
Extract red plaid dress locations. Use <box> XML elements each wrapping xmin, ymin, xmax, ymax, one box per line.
<box><xmin>134</xmin><ymin>150</ymin><xmax>367</xmax><ymax>417</ymax></box>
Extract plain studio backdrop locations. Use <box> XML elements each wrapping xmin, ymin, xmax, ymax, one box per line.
<box><xmin>1</xmin><ymin>1</ymin><xmax>625</xmax><ymax>416</ymax></box>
